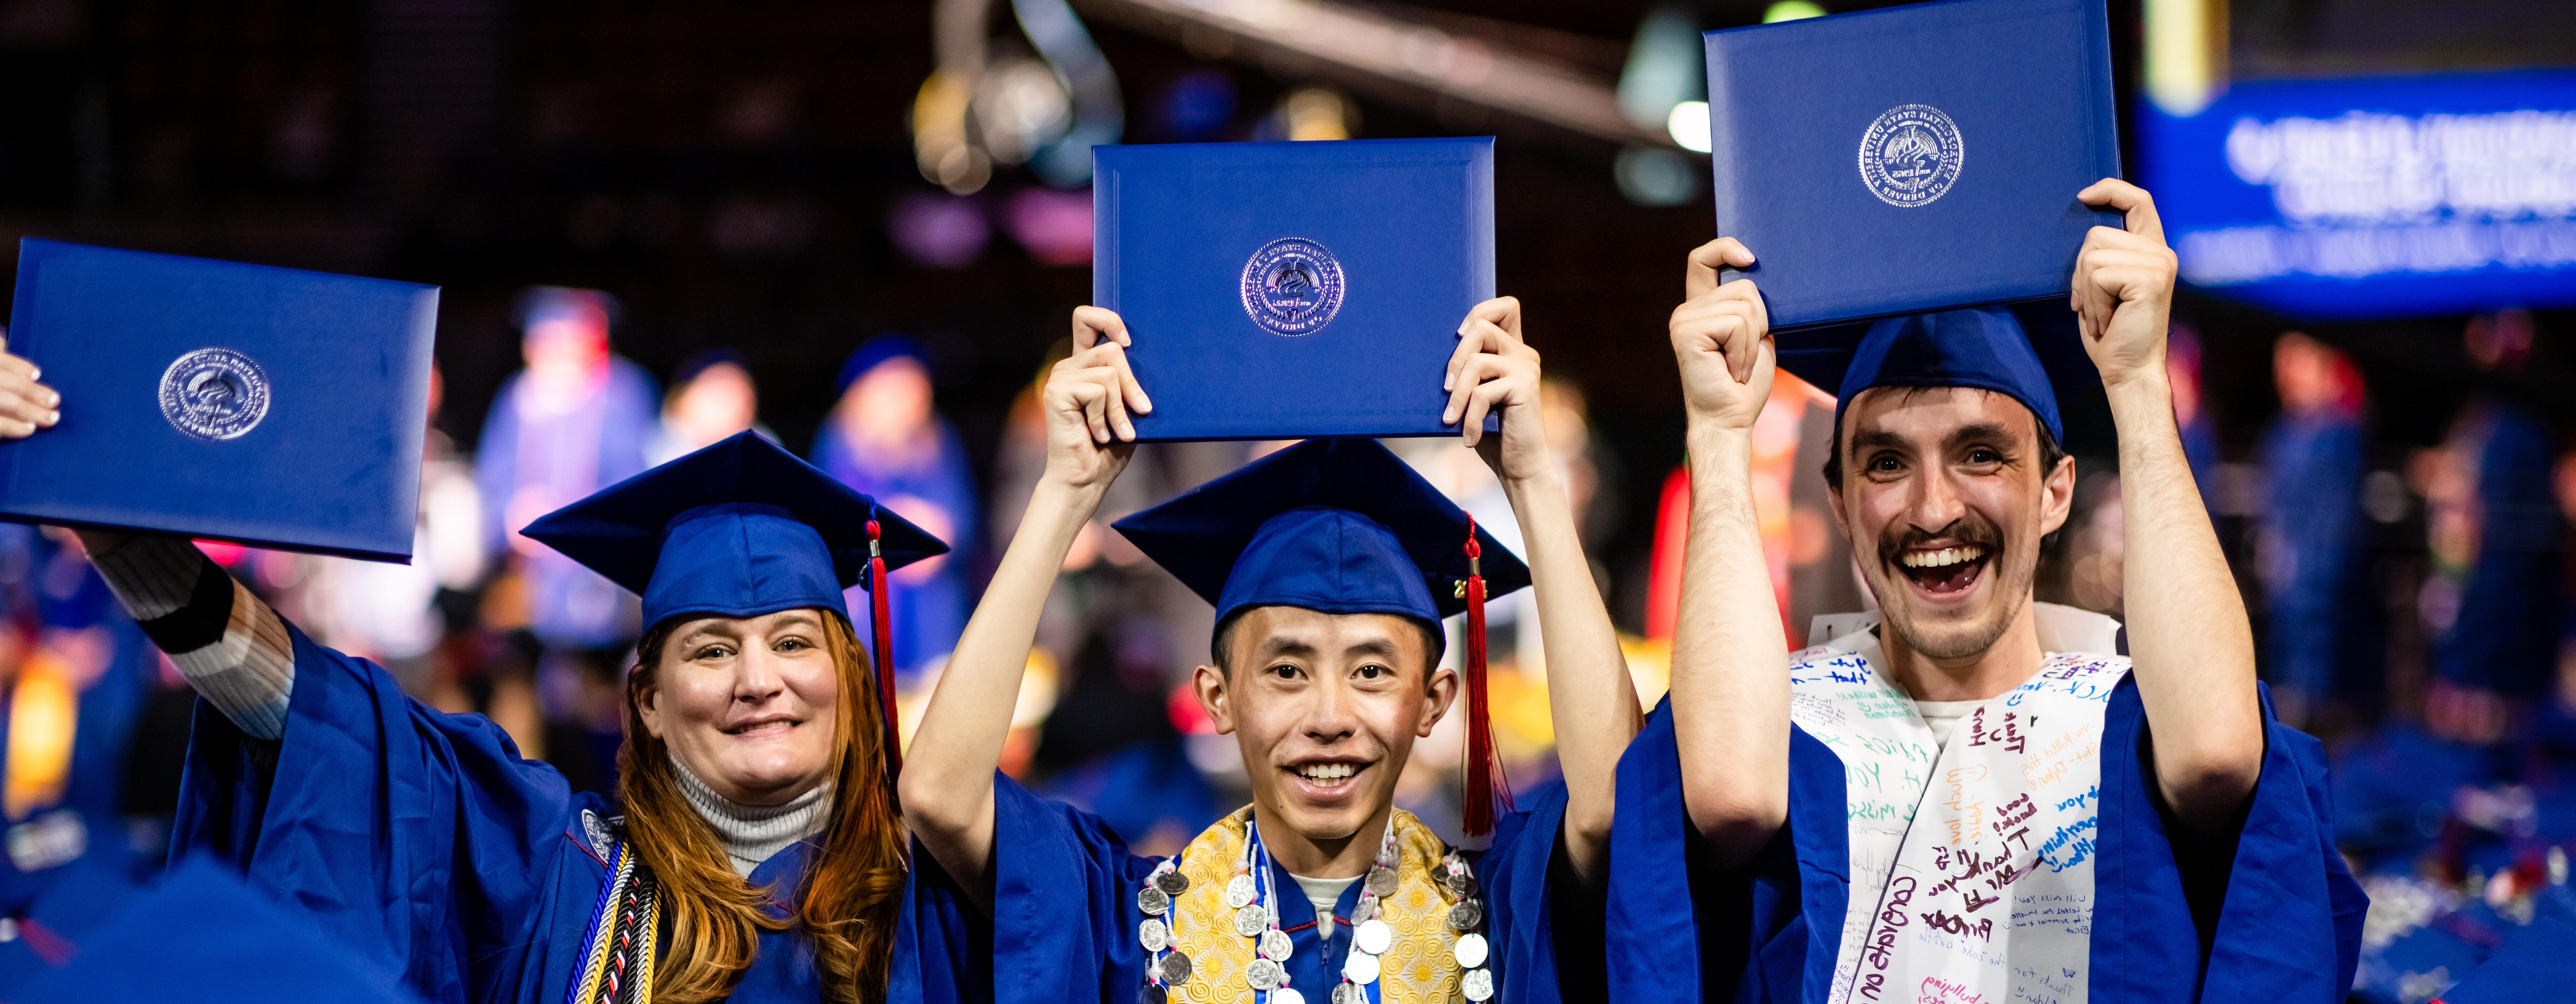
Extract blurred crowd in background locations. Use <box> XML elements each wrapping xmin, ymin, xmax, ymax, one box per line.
<box><xmin>0</xmin><ymin>0</ymin><xmax>2572</xmax><ymax>999</ymax></box>
<box><xmin>16</xmin><ymin>292</ymin><xmax>2576</xmax><ymax>901</ymax></box>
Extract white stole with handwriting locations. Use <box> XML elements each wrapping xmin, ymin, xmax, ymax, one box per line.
<box><xmin>1792</xmin><ymin>606</ymin><xmax>2128</xmax><ymax>1004</ymax></box>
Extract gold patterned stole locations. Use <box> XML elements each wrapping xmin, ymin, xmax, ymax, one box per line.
<box><xmin>1161</xmin><ymin>807</ymin><xmax>1466</xmax><ymax>1004</ymax></box>
<box><xmin>569</xmin><ymin>838</ymin><xmax>661</xmax><ymax>1004</ymax></box>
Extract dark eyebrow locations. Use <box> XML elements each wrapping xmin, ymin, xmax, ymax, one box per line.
<box><xmin>677</xmin><ymin>623</ymin><xmax>741</xmax><ymax>648</ymax></box>
<box><xmin>1343</xmin><ymin>638</ymin><xmax>1401</xmax><ymax>659</ymax></box>
<box><xmin>1848</xmin><ymin>429</ymin><xmax>1911</xmax><ymax>457</ymax></box>
<box><xmin>1252</xmin><ymin>637</ymin><xmax>1321</xmax><ymax>661</ymax></box>
<box><xmin>1944</xmin><ymin>422</ymin><xmax>2020</xmax><ymax>451</ymax></box>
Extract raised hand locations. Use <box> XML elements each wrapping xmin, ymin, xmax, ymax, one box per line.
<box><xmin>2072</xmin><ymin>179</ymin><xmax>2180</xmax><ymax>388</ymax></box>
<box><xmin>1670</xmin><ymin>238</ymin><xmax>1775</xmax><ymax>433</ymax></box>
<box><xmin>1041</xmin><ymin>306</ymin><xmax>1152</xmax><ymax>491</ymax></box>
<box><xmin>0</xmin><ymin>336</ymin><xmax>61</xmax><ymax>439</ymax></box>
<box><xmin>1442</xmin><ymin>296</ymin><xmax>1549</xmax><ymax>483</ymax></box>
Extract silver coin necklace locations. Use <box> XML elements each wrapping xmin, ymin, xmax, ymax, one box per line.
<box><xmin>1136</xmin><ymin>815</ymin><xmax>1496</xmax><ymax>1003</ymax></box>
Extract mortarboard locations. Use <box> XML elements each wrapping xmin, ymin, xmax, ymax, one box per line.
<box><xmin>11</xmin><ymin>855</ymin><xmax>423</xmax><ymax>1003</ymax></box>
<box><xmin>520</xmin><ymin>431</ymin><xmax>947</xmax><ymax>774</ymax></box>
<box><xmin>835</xmin><ymin>334</ymin><xmax>930</xmax><ymax>397</ymax></box>
<box><xmin>1779</xmin><ymin>302</ymin><xmax>2111</xmax><ymax>452</ymax></box>
<box><xmin>1112</xmin><ymin>438</ymin><xmax>1529</xmax><ymax>834</ymax></box>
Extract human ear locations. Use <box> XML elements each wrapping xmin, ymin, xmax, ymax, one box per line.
<box><xmin>1193</xmin><ymin>664</ymin><xmax>1236</xmax><ymax>736</ymax></box>
<box><xmin>2038</xmin><ymin>453</ymin><xmax>2077</xmax><ymax>536</ymax></box>
<box><xmin>634</xmin><ymin>679</ymin><xmax>665</xmax><ymax>740</ymax></box>
<box><xmin>1418</xmin><ymin>667</ymin><xmax>1459</xmax><ymax>738</ymax></box>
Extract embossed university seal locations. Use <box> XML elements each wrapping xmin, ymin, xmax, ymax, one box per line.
<box><xmin>1239</xmin><ymin>237</ymin><xmax>1345</xmax><ymax>336</ymax></box>
<box><xmin>1857</xmin><ymin>104</ymin><xmax>1965</xmax><ymax>208</ymax></box>
<box><xmin>158</xmin><ymin>347</ymin><xmax>271</xmax><ymax>441</ymax></box>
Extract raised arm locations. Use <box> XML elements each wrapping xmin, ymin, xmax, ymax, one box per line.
<box><xmin>77</xmin><ymin>529</ymin><xmax>295</xmax><ymax>739</ymax></box>
<box><xmin>0</xmin><ymin>336</ymin><xmax>296</xmax><ymax>742</ymax></box>
<box><xmin>2073</xmin><ymin>179</ymin><xmax>2264</xmax><ymax>829</ymax></box>
<box><xmin>1444</xmin><ymin>296</ymin><xmax>1640</xmax><ymax>885</ymax></box>
<box><xmin>1663</xmin><ymin>239</ymin><xmax>1791</xmax><ymax>869</ymax></box>
<box><xmin>898</xmin><ymin>306</ymin><xmax>1148</xmax><ymax>905</ymax></box>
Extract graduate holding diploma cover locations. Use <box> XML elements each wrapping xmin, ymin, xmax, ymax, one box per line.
<box><xmin>0</xmin><ymin>299</ymin><xmax>989</xmax><ymax>998</ymax></box>
<box><xmin>1605</xmin><ymin>2</ymin><xmax>2364</xmax><ymax>1002</ymax></box>
<box><xmin>0</xmin><ymin>239</ymin><xmax>438</xmax><ymax>561</ymax></box>
<box><xmin>899</xmin><ymin>138</ymin><xmax>1637</xmax><ymax>1002</ymax></box>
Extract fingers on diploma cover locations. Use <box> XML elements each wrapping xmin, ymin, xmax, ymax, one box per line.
<box><xmin>1703</xmin><ymin>0</ymin><xmax>2122</xmax><ymax>329</ymax></box>
<box><xmin>1094</xmin><ymin>138</ymin><xmax>1495</xmax><ymax>441</ymax></box>
<box><xmin>0</xmin><ymin>239</ymin><xmax>439</xmax><ymax>561</ymax></box>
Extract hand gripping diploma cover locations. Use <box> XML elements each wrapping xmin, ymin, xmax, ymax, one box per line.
<box><xmin>1094</xmin><ymin>138</ymin><xmax>1496</xmax><ymax>441</ymax></box>
<box><xmin>1701</xmin><ymin>0</ymin><xmax>2123</xmax><ymax>329</ymax></box>
<box><xmin>0</xmin><ymin>239</ymin><xmax>439</xmax><ymax>561</ymax></box>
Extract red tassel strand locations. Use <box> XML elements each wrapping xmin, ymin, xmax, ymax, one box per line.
<box><xmin>1461</xmin><ymin>515</ymin><xmax>1512</xmax><ymax>836</ymax></box>
<box><xmin>867</xmin><ymin>519</ymin><xmax>902</xmax><ymax>778</ymax></box>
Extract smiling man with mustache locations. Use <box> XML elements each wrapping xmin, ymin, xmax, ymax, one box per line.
<box><xmin>1606</xmin><ymin>179</ymin><xmax>2366</xmax><ymax>1004</ymax></box>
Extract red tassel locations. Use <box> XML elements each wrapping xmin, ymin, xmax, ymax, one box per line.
<box><xmin>867</xmin><ymin>519</ymin><xmax>901</xmax><ymax>778</ymax></box>
<box><xmin>1461</xmin><ymin>515</ymin><xmax>1513</xmax><ymax>836</ymax></box>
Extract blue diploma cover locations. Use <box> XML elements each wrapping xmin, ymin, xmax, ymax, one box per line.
<box><xmin>1094</xmin><ymin>138</ymin><xmax>1495</xmax><ymax>441</ymax></box>
<box><xmin>1702</xmin><ymin>0</ymin><xmax>2122</xmax><ymax>329</ymax></box>
<box><xmin>0</xmin><ymin>239</ymin><xmax>440</xmax><ymax>561</ymax></box>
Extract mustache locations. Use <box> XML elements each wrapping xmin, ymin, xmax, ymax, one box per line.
<box><xmin>1876</xmin><ymin>518</ymin><xmax>2003</xmax><ymax>567</ymax></box>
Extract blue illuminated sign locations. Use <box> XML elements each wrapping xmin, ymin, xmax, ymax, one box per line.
<box><xmin>2139</xmin><ymin>69</ymin><xmax>2576</xmax><ymax>320</ymax></box>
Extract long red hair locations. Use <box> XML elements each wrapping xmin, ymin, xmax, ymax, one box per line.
<box><xmin>618</xmin><ymin>611</ymin><xmax>907</xmax><ymax>1003</ymax></box>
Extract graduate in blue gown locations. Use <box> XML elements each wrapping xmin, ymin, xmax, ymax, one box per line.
<box><xmin>56</xmin><ymin>433</ymin><xmax>982</xmax><ymax>1004</ymax></box>
<box><xmin>1612</xmin><ymin>180</ymin><xmax>2365</xmax><ymax>1004</ymax></box>
<box><xmin>898</xmin><ymin>302</ymin><xmax>1641</xmax><ymax>1003</ymax></box>
<box><xmin>813</xmin><ymin>336</ymin><xmax>980</xmax><ymax>678</ymax></box>
<box><xmin>0</xmin><ymin>528</ymin><xmax>161</xmax><ymax>987</ymax></box>
<box><xmin>475</xmin><ymin>286</ymin><xmax>660</xmax><ymax>650</ymax></box>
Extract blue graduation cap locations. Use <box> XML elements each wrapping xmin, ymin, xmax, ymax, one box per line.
<box><xmin>1778</xmin><ymin>303</ymin><xmax>2109</xmax><ymax>452</ymax></box>
<box><xmin>520</xmin><ymin>431</ymin><xmax>948</xmax><ymax>774</ymax></box>
<box><xmin>11</xmin><ymin>855</ymin><xmax>423</xmax><ymax>1003</ymax></box>
<box><xmin>836</xmin><ymin>334</ymin><xmax>929</xmax><ymax>397</ymax></box>
<box><xmin>1111</xmin><ymin>438</ymin><xmax>1529</xmax><ymax>834</ymax></box>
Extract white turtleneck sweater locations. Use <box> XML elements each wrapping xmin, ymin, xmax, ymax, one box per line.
<box><xmin>670</xmin><ymin>757</ymin><xmax>833</xmax><ymax>876</ymax></box>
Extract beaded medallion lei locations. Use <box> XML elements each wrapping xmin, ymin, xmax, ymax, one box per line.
<box><xmin>1134</xmin><ymin>808</ymin><xmax>1495</xmax><ymax>1004</ymax></box>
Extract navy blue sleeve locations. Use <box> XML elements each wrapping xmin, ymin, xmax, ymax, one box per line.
<box><xmin>2089</xmin><ymin>679</ymin><xmax>2368</xmax><ymax>1004</ymax></box>
<box><xmin>170</xmin><ymin>623</ymin><xmax>588</xmax><ymax>1000</ymax></box>
<box><xmin>1476</xmin><ymin>779</ymin><xmax>1573</xmax><ymax>1004</ymax></box>
<box><xmin>1607</xmin><ymin>697</ymin><xmax>1849</xmax><ymax>1004</ymax></box>
<box><xmin>987</xmin><ymin>772</ymin><xmax>1158</xmax><ymax>1004</ymax></box>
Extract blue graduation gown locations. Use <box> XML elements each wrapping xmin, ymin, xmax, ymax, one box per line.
<box><xmin>984</xmin><ymin>773</ymin><xmax>1577</xmax><ymax>1003</ymax></box>
<box><xmin>0</xmin><ymin>615</ymin><xmax>152</xmax><ymax>916</ymax></box>
<box><xmin>2257</xmin><ymin>412</ymin><xmax>2370</xmax><ymax>703</ymax></box>
<box><xmin>1606</xmin><ymin>678</ymin><xmax>2367</xmax><ymax>1003</ymax></box>
<box><xmin>473</xmin><ymin>358</ymin><xmax>659</xmax><ymax>649</ymax></box>
<box><xmin>169</xmin><ymin>623</ymin><xmax>983</xmax><ymax>1003</ymax></box>
<box><xmin>2434</xmin><ymin>400</ymin><xmax>2560</xmax><ymax>698</ymax></box>
<box><xmin>0</xmin><ymin>558</ymin><xmax>157</xmax><ymax>988</ymax></box>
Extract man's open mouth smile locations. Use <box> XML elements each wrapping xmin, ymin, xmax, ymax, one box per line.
<box><xmin>1897</xmin><ymin>543</ymin><xmax>1989</xmax><ymax>596</ymax></box>
<box><xmin>1283</xmin><ymin>759</ymin><xmax>1373</xmax><ymax>800</ymax></box>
